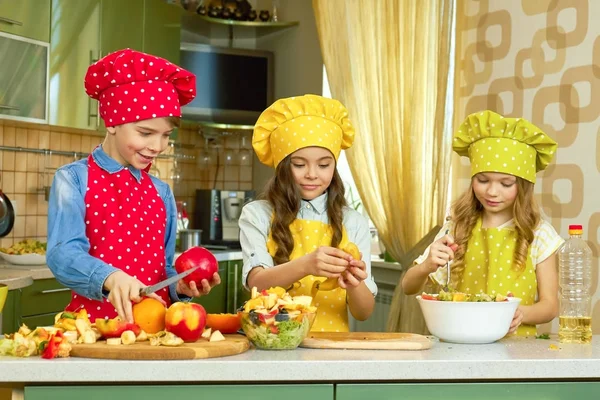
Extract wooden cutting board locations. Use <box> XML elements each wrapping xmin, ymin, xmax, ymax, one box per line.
<box><xmin>70</xmin><ymin>334</ymin><xmax>250</xmax><ymax>360</ymax></box>
<box><xmin>300</xmin><ymin>332</ymin><xmax>433</xmax><ymax>350</ymax></box>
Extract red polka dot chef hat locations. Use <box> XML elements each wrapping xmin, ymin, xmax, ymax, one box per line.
<box><xmin>84</xmin><ymin>48</ymin><xmax>196</xmax><ymax>127</ymax></box>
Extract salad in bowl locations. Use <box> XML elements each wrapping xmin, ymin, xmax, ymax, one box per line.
<box><xmin>241</xmin><ymin>286</ymin><xmax>316</xmax><ymax>350</ymax></box>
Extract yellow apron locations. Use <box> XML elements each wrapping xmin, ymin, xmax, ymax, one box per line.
<box><xmin>267</xmin><ymin>219</ymin><xmax>350</xmax><ymax>332</ymax></box>
<box><xmin>457</xmin><ymin>218</ymin><xmax>538</xmax><ymax>336</ymax></box>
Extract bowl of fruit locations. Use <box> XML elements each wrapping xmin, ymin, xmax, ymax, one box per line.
<box><xmin>417</xmin><ymin>290</ymin><xmax>521</xmax><ymax>344</ymax></box>
<box><xmin>240</xmin><ymin>287</ymin><xmax>316</xmax><ymax>350</ymax></box>
<box><xmin>0</xmin><ymin>239</ymin><xmax>47</xmax><ymax>265</ymax></box>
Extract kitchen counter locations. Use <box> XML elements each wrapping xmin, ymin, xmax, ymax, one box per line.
<box><xmin>0</xmin><ymin>336</ymin><xmax>599</xmax><ymax>384</ymax></box>
<box><xmin>0</xmin><ymin>250</ymin><xmax>244</xmax><ymax>287</ymax></box>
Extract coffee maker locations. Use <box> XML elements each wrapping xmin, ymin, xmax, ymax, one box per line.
<box><xmin>194</xmin><ymin>189</ymin><xmax>255</xmax><ymax>248</ymax></box>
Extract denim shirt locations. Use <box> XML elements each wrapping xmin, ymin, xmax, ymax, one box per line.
<box><xmin>46</xmin><ymin>146</ymin><xmax>186</xmax><ymax>303</ymax></box>
<box><xmin>239</xmin><ymin>192</ymin><xmax>378</xmax><ymax>296</ymax></box>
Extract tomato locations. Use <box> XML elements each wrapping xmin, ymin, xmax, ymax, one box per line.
<box><xmin>175</xmin><ymin>247</ymin><xmax>219</xmax><ymax>286</ymax></box>
<box><xmin>421</xmin><ymin>294</ymin><xmax>438</xmax><ymax>301</ymax></box>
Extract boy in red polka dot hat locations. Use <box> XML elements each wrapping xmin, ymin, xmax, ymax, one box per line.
<box><xmin>47</xmin><ymin>49</ymin><xmax>220</xmax><ymax>324</ymax></box>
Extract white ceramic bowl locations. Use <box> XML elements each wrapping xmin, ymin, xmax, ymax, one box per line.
<box><xmin>0</xmin><ymin>251</ymin><xmax>46</xmax><ymax>265</ymax></box>
<box><xmin>417</xmin><ymin>295</ymin><xmax>521</xmax><ymax>344</ymax></box>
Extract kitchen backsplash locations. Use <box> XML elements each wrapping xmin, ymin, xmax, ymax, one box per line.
<box><xmin>0</xmin><ymin>118</ymin><xmax>252</xmax><ymax>249</ymax></box>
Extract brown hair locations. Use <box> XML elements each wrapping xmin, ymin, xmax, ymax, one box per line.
<box><xmin>166</xmin><ymin>116</ymin><xmax>181</xmax><ymax>128</ymax></box>
<box><xmin>450</xmin><ymin>176</ymin><xmax>539</xmax><ymax>283</ymax></box>
<box><xmin>262</xmin><ymin>156</ymin><xmax>347</xmax><ymax>265</ymax></box>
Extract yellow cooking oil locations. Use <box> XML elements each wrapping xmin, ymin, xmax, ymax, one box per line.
<box><xmin>558</xmin><ymin>316</ymin><xmax>592</xmax><ymax>344</ymax></box>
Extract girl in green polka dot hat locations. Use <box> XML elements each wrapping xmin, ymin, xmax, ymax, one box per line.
<box><xmin>403</xmin><ymin>110</ymin><xmax>563</xmax><ymax>337</ymax></box>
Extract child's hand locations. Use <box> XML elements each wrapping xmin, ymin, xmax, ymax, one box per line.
<box><xmin>424</xmin><ymin>235</ymin><xmax>458</xmax><ymax>273</ymax></box>
<box><xmin>338</xmin><ymin>253</ymin><xmax>367</xmax><ymax>289</ymax></box>
<box><xmin>176</xmin><ymin>272</ymin><xmax>221</xmax><ymax>297</ymax></box>
<box><xmin>508</xmin><ymin>307</ymin><xmax>524</xmax><ymax>334</ymax></box>
<box><xmin>304</xmin><ymin>246</ymin><xmax>350</xmax><ymax>278</ymax></box>
<box><xmin>104</xmin><ymin>270</ymin><xmax>166</xmax><ymax>323</ymax></box>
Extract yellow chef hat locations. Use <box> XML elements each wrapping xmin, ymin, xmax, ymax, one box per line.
<box><xmin>252</xmin><ymin>94</ymin><xmax>355</xmax><ymax>168</ymax></box>
<box><xmin>453</xmin><ymin>110</ymin><xmax>558</xmax><ymax>183</ymax></box>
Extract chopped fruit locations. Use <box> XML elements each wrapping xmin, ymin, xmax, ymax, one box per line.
<box><xmin>120</xmin><ymin>330</ymin><xmax>137</xmax><ymax>345</ymax></box>
<box><xmin>106</xmin><ymin>338</ymin><xmax>122</xmax><ymax>345</ymax></box>
<box><xmin>95</xmin><ymin>318</ymin><xmax>141</xmax><ymax>339</ymax></box>
<box><xmin>209</xmin><ymin>330</ymin><xmax>225</xmax><ymax>342</ymax></box>
<box><xmin>452</xmin><ymin>293</ymin><xmax>467</xmax><ymax>302</ymax></box>
<box><xmin>149</xmin><ymin>331</ymin><xmax>184</xmax><ymax>347</ymax></box>
<box><xmin>201</xmin><ymin>328</ymin><xmax>212</xmax><ymax>339</ymax></box>
<box><xmin>136</xmin><ymin>330</ymin><xmax>148</xmax><ymax>342</ymax></box>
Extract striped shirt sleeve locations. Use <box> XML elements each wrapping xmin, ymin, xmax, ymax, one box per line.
<box><xmin>531</xmin><ymin>220</ymin><xmax>564</xmax><ymax>266</ymax></box>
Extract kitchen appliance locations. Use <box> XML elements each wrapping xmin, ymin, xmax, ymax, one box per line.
<box><xmin>70</xmin><ymin>334</ymin><xmax>249</xmax><ymax>360</ymax></box>
<box><xmin>300</xmin><ymin>332</ymin><xmax>433</xmax><ymax>350</ymax></box>
<box><xmin>0</xmin><ymin>172</ymin><xmax>15</xmax><ymax>238</ymax></box>
<box><xmin>179</xmin><ymin>229</ymin><xmax>203</xmax><ymax>251</ymax></box>
<box><xmin>194</xmin><ymin>190</ymin><xmax>255</xmax><ymax>248</ymax></box>
<box><xmin>179</xmin><ymin>43</ymin><xmax>274</xmax><ymax>124</ymax></box>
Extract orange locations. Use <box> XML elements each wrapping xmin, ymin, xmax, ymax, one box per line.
<box><xmin>132</xmin><ymin>298</ymin><xmax>167</xmax><ymax>334</ymax></box>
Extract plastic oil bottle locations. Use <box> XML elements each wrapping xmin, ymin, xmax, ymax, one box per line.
<box><xmin>558</xmin><ymin>224</ymin><xmax>593</xmax><ymax>344</ymax></box>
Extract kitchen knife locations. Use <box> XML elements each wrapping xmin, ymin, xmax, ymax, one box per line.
<box><xmin>139</xmin><ymin>266</ymin><xmax>200</xmax><ymax>296</ymax></box>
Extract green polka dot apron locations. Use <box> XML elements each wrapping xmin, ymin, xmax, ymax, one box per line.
<box><xmin>458</xmin><ymin>218</ymin><xmax>537</xmax><ymax>336</ymax></box>
<box><xmin>266</xmin><ymin>219</ymin><xmax>351</xmax><ymax>332</ymax></box>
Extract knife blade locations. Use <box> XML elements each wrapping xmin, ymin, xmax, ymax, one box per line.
<box><xmin>139</xmin><ymin>265</ymin><xmax>200</xmax><ymax>296</ymax></box>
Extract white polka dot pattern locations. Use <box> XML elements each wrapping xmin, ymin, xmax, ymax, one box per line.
<box><xmin>452</xmin><ymin>110</ymin><xmax>558</xmax><ymax>183</ymax></box>
<box><xmin>84</xmin><ymin>48</ymin><xmax>196</xmax><ymax>127</ymax></box>
<box><xmin>458</xmin><ymin>217</ymin><xmax>538</xmax><ymax>336</ymax></box>
<box><xmin>252</xmin><ymin>94</ymin><xmax>355</xmax><ymax>168</ymax></box>
<box><xmin>65</xmin><ymin>154</ymin><xmax>169</xmax><ymax>321</ymax></box>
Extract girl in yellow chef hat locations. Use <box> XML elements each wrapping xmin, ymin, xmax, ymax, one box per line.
<box><xmin>402</xmin><ymin>110</ymin><xmax>563</xmax><ymax>337</ymax></box>
<box><xmin>239</xmin><ymin>94</ymin><xmax>377</xmax><ymax>332</ymax></box>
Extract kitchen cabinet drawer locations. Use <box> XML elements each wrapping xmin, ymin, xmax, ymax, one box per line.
<box><xmin>0</xmin><ymin>32</ymin><xmax>49</xmax><ymax>123</ymax></box>
<box><xmin>20</xmin><ymin>278</ymin><xmax>71</xmax><ymax>317</ymax></box>
<box><xmin>190</xmin><ymin>261</ymin><xmax>227</xmax><ymax>314</ymax></box>
<box><xmin>25</xmin><ymin>385</ymin><xmax>334</xmax><ymax>399</ymax></box>
<box><xmin>0</xmin><ymin>0</ymin><xmax>50</xmax><ymax>42</ymax></box>
<box><xmin>336</xmin><ymin>383</ymin><xmax>600</xmax><ymax>399</ymax></box>
<box><xmin>227</xmin><ymin>259</ymin><xmax>249</xmax><ymax>313</ymax></box>
<box><xmin>20</xmin><ymin>311</ymin><xmax>58</xmax><ymax>329</ymax></box>
<box><xmin>48</xmin><ymin>0</ymin><xmax>101</xmax><ymax>130</ymax></box>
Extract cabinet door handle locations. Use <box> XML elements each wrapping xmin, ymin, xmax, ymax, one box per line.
<box><xmin>40</xmin><ymin>288</ymin><xmax>71</xmax><ymax>294</ymax></box>
<box><xmin>0</xmin><ymin>16</ymin><xmax>23</xmax><ymax>26</ymax></box>
<box><xmin>0</xmin><ymin>104</ymin><xmax>20</xmax><ymax>111</ymax></box>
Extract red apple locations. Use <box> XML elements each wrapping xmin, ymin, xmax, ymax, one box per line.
<box><xmin>175</xmin><ymin>247</ymin><xmax>219</xmax><ymax>286</ymax></box>
<box><xmin>165</xmin><ymin>302</ymin><xmax>207</xmax><ymax>342</ymax></box>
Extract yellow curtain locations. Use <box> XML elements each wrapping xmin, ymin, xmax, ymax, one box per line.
<box><xmin>313</xmin><ymin>0</ymin><xmax>457</xmax><ymax>333</ymax></box>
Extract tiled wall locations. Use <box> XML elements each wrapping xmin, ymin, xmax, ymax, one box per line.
<box><xmin>0</xmin><ymin>118</ymin><xmax>253</xmax><ymax>249</ymax></box>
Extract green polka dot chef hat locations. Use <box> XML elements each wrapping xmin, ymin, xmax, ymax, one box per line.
<box><xmin>252</xmin><ymin>94</ymin><xmax>355</xmax><ymax>168</ymax></box>
<box><xmin>452</xmin><ymin>110</ymin><xmax>558</xmax><ymax>183</ymax></box>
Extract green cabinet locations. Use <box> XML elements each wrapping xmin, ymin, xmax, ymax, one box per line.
<box><xmin>48</xmin><ymin>0</ymin><xmax>182</xmax><ymax>131</ymax></box>
<box><xmin>48</xmin><ymin>0</ymin><xmax>101</xmax><ymax>130</ymax></box>
<box><xmin>190</xmin><ymin>259</ymin><xmax>248</xmax><ymax>314</ymax></box>
<box><xmin>191</xmin><ymin>261</ymin><xmax>228</xmax><ymax>314</ymax></box>
<box><xmin>142</xmin><ymin>0</ymin><xmax>182</xmax><ymax>64</ymax></box>
<box><xmin>25</xmin><ymin>385</ymin><xmax>333</xmax><ymax>400</ymax></box>
<box><xmin>100</xmin><ymin>0</ymin><xmax>144</xmax><ymax>56</ymax></box>
<box><xmin>0</xmin><ymin>0</ymin><xmax>51</xmax><ymax>42</ymax></box>
<box><xmin>1</xmin><ymin>278</ymin><xmax>71</xmax><ymax>334</ymax></box>
<box><xmin>336</xmin><ymin>383</ymin><xmax>600</xmax><ymax>399</ymax></box>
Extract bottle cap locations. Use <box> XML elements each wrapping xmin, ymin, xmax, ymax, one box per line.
<box><xmin>568</xmin><ymin>224</ymin><xmax>583</xmax><ymax>234</ymax></box>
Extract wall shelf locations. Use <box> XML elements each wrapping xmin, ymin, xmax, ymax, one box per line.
<box><xmin>196</xmin><ymin>14</ymin><xmax>299</xmax><ymax>29</ymax></box>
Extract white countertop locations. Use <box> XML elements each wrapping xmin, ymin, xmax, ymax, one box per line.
<box><xmin>0</xmin><ymin>336</ymin><xmax>599</xmax><ymax>383</ymax></box>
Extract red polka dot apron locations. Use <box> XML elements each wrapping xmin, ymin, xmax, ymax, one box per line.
<box><xmin>65</xmin><ymin>153</ymin><xmax>170</xmax><ymax>320</ymax></box>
